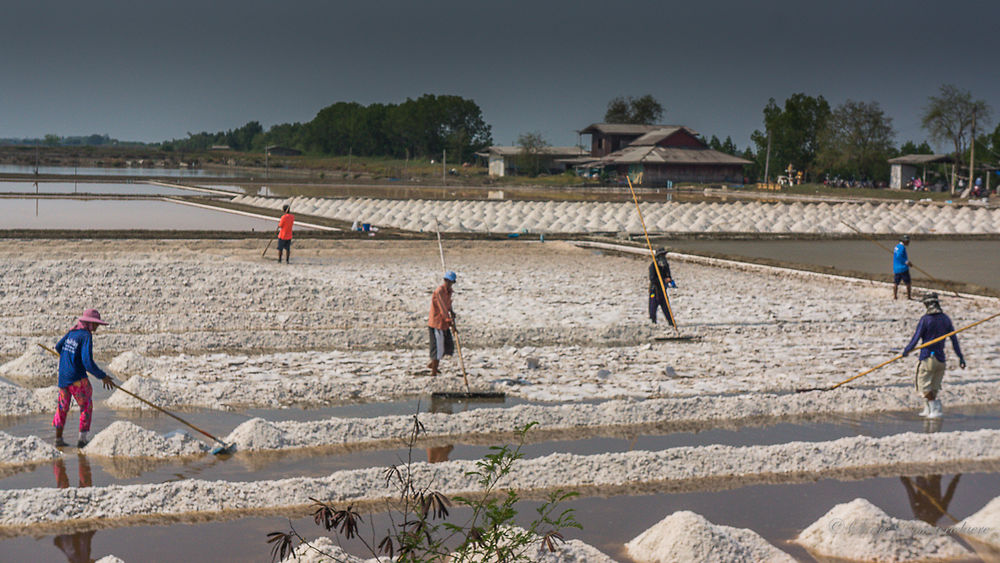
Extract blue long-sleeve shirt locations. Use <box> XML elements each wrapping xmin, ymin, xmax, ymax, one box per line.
<box><xmin>893</xmin><ymin>243</ymin><xmax>909</xmax><ymax>274</ymax></box>
<box><xmin>902</xmin><ymin>312</ymin><xmax>964</xmax><ymax>364</ymax></box>
<box><xmin>55</xmin><ymin>328</ymin><xmax>109</xmax><ymax>388</ymax></box>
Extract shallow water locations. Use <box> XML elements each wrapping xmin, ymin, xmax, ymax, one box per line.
<box><xmin>0</xmin><ymin>181</ymin><xmax>216</xmax><ymax>196</ymax></box>
<box><xmin>0</xmin><ymin>198</ymin><xmax>280</xmax><ymax>230</ymax></box>
<box><xmin>0</xmin><ymin>468</ymin><xmax>992</xmax><ymax>562</ymax></box>
<box><xmin>0</xmin><ymin>164</ymin><xmax>243</xmax><ymax>178</ymax></box>
<box><xmin>669</xmin><ymin>239</ymin><xmax>1000</xmax><ymax>291</ymax></box>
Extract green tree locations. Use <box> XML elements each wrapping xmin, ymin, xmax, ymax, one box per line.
<box><xmin>817</xmin><ymin>100</ymin><xmax>895</xmax><ymax>181</ymax></box>
<box><xmin>898</xmin><ymin>140</ymin><xmax>933</xmax><ymax>156</ymax></box>
<box><xmin>516</xmin><ymin>131</ymin><xmax>549</xmax><ymax>176</ymax></box>
<box><xmin>603</xmin><ymin>95</ymin><xmax>664</xmax><ymax>124</ymax></box>
<box><xmin>43</xmin><ymin>134</ymin><xmax>61</xmax><ymax>147</ymax></box>
<box><xmin>921</xmin><ymin>84</ymin><xmax>993</xmax><ymax>193</ymax></box>
<box><xmin>750</xmin><ymin>93</ymin><xmax>831</xmax><ymax>181</ymax></box>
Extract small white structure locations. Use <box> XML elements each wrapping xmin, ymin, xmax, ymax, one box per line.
<box><xmin>476</xmin><ymin>145</ymin><xmax>589</xmax><ymax>177</ymax></box>
<box><xmin>888</xmin><ymin>154</ymin><xmax>953</xmax><ymax>189</ymax></box>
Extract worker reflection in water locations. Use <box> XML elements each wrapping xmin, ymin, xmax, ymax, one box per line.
<box><xmin>900</xmin><ymin>474</ymin><xmax>961</xmax><ymax>525</ymax></box>
<box><xmin>53</xmin><ymin>455</ymin><xmax>95</xmax><ymax>563</ymax></box>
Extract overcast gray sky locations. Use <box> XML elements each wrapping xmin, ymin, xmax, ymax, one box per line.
<box><xmin>2</xmin><ymin>0</ymin><xmax>997</xmax><ymax>152</ymax></box>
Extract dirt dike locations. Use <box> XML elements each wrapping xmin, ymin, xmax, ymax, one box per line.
<box><xmin>3</xmin><ymin>428</ymin><xmax>1000</xmax><ymax>538</ymax></box>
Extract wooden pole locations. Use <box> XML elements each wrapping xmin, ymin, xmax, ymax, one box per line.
<box><xmin>625</xmin><ymin>176</ymin><xmax>680</xmax><ymax>334</ymax></box>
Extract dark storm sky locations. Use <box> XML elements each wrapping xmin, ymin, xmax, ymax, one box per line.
<box><xmin>2</xmin><ymin>0</ymin><xmax>997</xmax><ymax>151</ymax></box>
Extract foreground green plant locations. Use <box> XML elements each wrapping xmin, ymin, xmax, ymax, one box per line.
<box><xmin>267</xmin><ymin>417</ymin><xmax>580</xmax><ymax>562</ymax></box>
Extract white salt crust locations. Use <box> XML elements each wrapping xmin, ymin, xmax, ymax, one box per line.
<box><xmin>956</xmin><ymin>495</ymin><xmax>1000</xmax><ymax>551</ymax></box>
<box><xmin>795</xmin><ymin>498</ymin><xmax>970</xmax><ymax>562</ymax></box>
<box><xmin>3</xmin><ymin>429</ymin><xmax>1000</xmax><ymax>531</ymax></box>
<box><xmin>107</xmin><ymin>350</ymin><xmax>154</xmax><ymax>378</ymax></box>
<box><xmin>626</xmin><ymin>510</ymin><xmax>794</xmax><ymax>563</ymax></box>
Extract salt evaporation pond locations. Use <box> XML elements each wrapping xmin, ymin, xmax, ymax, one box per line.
<box><xmin>0</xmin><ymin>181</ymin><xmax>217</xmax><ymax>196</ymax></box>
<box><xmin>0</xmin><ymin>198</ymin><xmax>282</xmax><ymax>230</ymax></box>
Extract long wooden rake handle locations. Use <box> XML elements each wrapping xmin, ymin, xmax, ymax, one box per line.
<box><xmin>827</xmin><ymin>310</ymin><xmax>999</xmax><ymax>390</ymax></box>
<box><xmin>625</xmin><ymin>176</ymin><xmax>680</xmax><ymax>335</ymax></box>
<box><xmin>38</xmin><ymin>343</ymin><xmax>232</xmax><ymax>450</ymax></box>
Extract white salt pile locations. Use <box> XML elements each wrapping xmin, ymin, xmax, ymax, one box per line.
<box><xmin>0</xmin><ymin>431</ymin><xmax>61</xmax><ymax>465</ymax></box>
<box><xmin>795</xmin><ymin>498</ymin><xmax>970</xmax><ymax>562</ymax></box>
<box><xmin>279</xmin><ymin>537</ymin><xmax>370</xmax><ymax>563</ymax></box>
<box><xmin>0</xmin><ymin>345</ymin><xmax>57</xmax><ymax>388</ymax></box>
<box><xmin>105</xmin><ymin>376</ymin><xmax>170</xmax><ymax>409</ymax></box>
<box><xmin>83</xmin><ymin>421</ymin><xmax>207</xmax><ymax>458</ymax></box>
<box><xmin>625</xmin><ymin>510</ymin><xmax>794</xmax><ymax>563</ymax></box>
<box><xmin>226</xmin><ymin>417</ymin><xmax>290</xmax><ymax>451</ymax></box>
<box><xmin>95</xmin><ymin>556</ymin><xmax>125</xmax><ymax>563</ymax></box>
<box><xmin>955</xmin><ymin>495</ymin><xmax>1000</xmax><ymax>552</ymax></box>
<box><xmin>108</xmin><ymin>350</ymin><xmax>155</xmax><ymax>379</ymax></box>
<box><xmin>0</xmin><ymin>380</ymin><xmax>51</xmax><ymax>416</ymax></box>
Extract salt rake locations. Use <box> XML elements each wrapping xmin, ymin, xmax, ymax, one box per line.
<box><xmin>38</xmin><ymin>344</ymin><xmax>237</xmax><ymax>455</ymax></box>
<box><xmin>795</xmin><ymin>310</ymin><xmax>1000</xmax><ymax>393</ymax></box>
<box><xmin>625</xmin><ymin>176</ymin><xmax>698</xmax><ymax>343</ymax></box>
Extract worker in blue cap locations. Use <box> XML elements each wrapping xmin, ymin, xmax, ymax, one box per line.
<box><xmin>427</xmin><ymin>271</ymin><xmax>457</xmax><ymax>376</ymax></box>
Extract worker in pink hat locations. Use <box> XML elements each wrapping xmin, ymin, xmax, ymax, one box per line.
<box><xmin>52</xmin><ymin>309</ymin><xmax>115</xmax><ymax>448</ymax></box>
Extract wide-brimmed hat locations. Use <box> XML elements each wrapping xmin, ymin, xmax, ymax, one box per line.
<box><xmin>78</xmin><ymin>309</ymin><xmax>108</xmax><ymax>325</ymax></box>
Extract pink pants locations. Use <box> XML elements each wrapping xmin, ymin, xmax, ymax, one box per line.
<box><xmin>53</xmin><ymin>379</ymin><xmax>93</xmax><ymax>432</ymax></box>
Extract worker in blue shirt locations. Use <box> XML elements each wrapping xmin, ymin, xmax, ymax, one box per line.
<box><xmin>893</xmin><ymin>235</ymin><xmax>912</xmax><ymax>300</ymax></box>
<box><xmin>902</xmin><ymin>294</ymin><xmax>965</xmax><ymax>418</ymax></box>
<box><xmin>53</xmin><ymin>309</ymin><xmax>116</xmax><ymax>447</ymax></box>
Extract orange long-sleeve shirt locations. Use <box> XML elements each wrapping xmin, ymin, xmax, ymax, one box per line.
<box><xmin>428</xmin><ymin>284</ymin><xmax>453</xmax><ymax>329</ymax></box>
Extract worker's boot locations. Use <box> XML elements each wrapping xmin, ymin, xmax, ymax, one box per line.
<box><xmin>918</xmin><ymin>401</ymin><xmax>931</xmax><ymax>417</ymax></box>
<box><xmin>428</xmin><ymin>359</ymin><xmax>440</xmax><ymax>377</ymax></box>
<box><xmin>54</xmin><ymin>428</ymin><xmax>67</xmax><ymax>448</ymax></box>
<box><xmin>927</xmin><ymin>399</ymin><xmax>943</xmax><ymax>419</ymax></box>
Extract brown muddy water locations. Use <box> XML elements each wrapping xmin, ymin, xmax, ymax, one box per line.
<box><xmin>2</xmin><ymin>400</ymin><xmax>999</xmax><ymax>562</ymax></box>
<box><xmin>668</xmin><ymin>239</ymin><xmax>1000</xmax><ymax>291</ymax></box>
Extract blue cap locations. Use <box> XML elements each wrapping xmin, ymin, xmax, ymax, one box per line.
<box><xmin>443</xmin><ymin>271</ymin><xmax>457</xmax><ymax>282</ymax></box>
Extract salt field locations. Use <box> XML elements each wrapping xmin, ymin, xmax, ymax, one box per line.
<box><xmin>1</xmin><ymin>238</ymin><xmax>999</xmax><ymax>561</ymax></box>
<box><xmin>233</xmin><ymin>194</ymin><xmax>1000</xmax><ymax>234</ymax></box>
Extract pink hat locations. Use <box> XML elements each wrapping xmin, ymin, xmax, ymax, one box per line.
<box><xmin>78</xmin><ymin>309</ymin><xmax>108</xmax><ymax>325</ymax></box>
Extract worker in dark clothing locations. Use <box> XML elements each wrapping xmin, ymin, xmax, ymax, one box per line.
<box><xmin>648</xmin><ymin>248</ymin><xmax>676</xmax><ymax>325</ymax></box>
<box><xmin>902</xmin><ymin>293</ymin><xmax>966</xmax><ymax>418</ymax></box>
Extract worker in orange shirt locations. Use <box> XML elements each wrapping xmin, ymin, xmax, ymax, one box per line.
<box><xmin>276</xmin><ymin>204</ymin><xmax>294</xmax><ymax>263</ymax></box>
<box><xmin>427</xmin><ymin>271</ymin><xmax>457</xmax><ymax>376</ymax></box>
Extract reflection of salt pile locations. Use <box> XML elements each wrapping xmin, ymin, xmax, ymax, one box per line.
<box><xmin>106</xmin><ymin>376</ymin><xmax>169</xmax><ymax>409</ymax></box>
<box><xmin>795</xmin><ymin>498</ymin><xmax>969</xmax><ymax>562</ymax></box>
<box><xmin>84</xmin><ymin>421</ymin><xmax>206</xmax><ymax>458</ymax></box>
<box><xmin>626</xmin><ymin>511</ymin><xmax>794</xmax><ymax>562</ymax></box>
<box><xmin>231</xmin><ymin>195</ymin><xmax>1000</xmax><ymax>235</ymax></box>
<box><xmin>0</xmin><ymin>345</ymin><xmax>57</xmax><ymax>388</ymax></box>
<box><xmin>0</xmin><ymin>431</ymin><xmax>61</xmax><ymax>465</ymax></box>
<box><xmin>227</xmin><ymin>417</ymin><xmax>290</xmax><ymax>451</ymax></box>
<box><xmin>956</xmin><ymin>495</ymin><xmax>1000</xmax><ymax>558</ymax></box>
<box><xmin>108</xmin><ymin>350</ymin><xmax>155</xmax><ymax>379</ymax></box>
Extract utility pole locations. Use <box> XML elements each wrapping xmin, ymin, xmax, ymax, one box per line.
<box><xmin>348</xmin><ymin>146</ymin><xmax>353</xmax><ymax>178</ymax></box>
<box><xmin>442</xmin><ymin>149</ymin><xmax>446</xmax><ymax>185</ymax></box>
<box><xmin>763</xmin><ymin>132</ymin><xmax>772</xmax><ymax>185</ymax></box>
<box><xmin>968</xmin><ymin>108</ymin><xmax>977</xmax><ymax>197</ymax></box>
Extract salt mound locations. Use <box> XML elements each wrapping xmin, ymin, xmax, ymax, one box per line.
<box><xmin>0</xmin><ymin>345</ymin><xmax>57</xmax><ymax>388</ymax></box>
<box><xmin>106</xmin><ymin>376</ymin><xmax>169</xmax><ymax>409</ymax></box>
<box><xmin>796</xmin><ymin>498</ymin><xmax>970</xmax><ymax>562</ymax></box>
<box><xmin>95</xmin><ymin>557</ymin><xmax>125</xmax><ymax>563</ymax></box>
<box><xmin>0</xmin><ymin>380</ymin><xmax>50</xmax><ymax>416</ymax></box>
<box><xmin>626</xmin><ymin>510</ymin><xmax>794</xmax><ymax>563</ymax></box>
<box><xmin>0</xmin><ymin>431</ymin><xmax>61</xmax><ymax>465</ymax></box>
<box><xmin>279</xmin><ymin>536</ymin><xmax>369</xmax><ymax>562</ymax></box>
<box><xmin>956</xmin><ymin>495</ymin><xmax>1000</xmax><ymax>549</ymax></box>
<box><xmin>83</xmin><ymin>421</ymin><xmax>207</xmax><ymax>458</ymax></box>
<box><xmin>108</xmin><ymin>350</ymin><xmax>155</xmax><ymax>379</ymax></box>
<box><xmin>226</xmin><ymin>417</ymin><xmax>289</xmax><ymax>451</ymax></box>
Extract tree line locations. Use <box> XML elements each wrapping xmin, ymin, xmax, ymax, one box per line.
<box><xmin>163</xmin><ymin>94</ymin><xmax>493</xmax><ymax>164</ymax></box>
